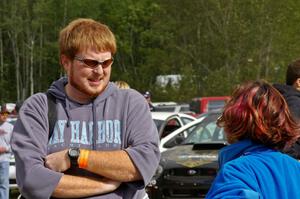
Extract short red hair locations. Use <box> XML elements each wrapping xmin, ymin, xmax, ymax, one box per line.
<box><xmin>218</xmin><ymin>80</ymin><xmax>300</xmax><ymax>150</ymax></box>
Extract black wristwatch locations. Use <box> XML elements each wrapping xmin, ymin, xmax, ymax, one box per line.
<box><xmin>68</xmin><ymin>148</ymin><xmax>80</xmax><ymax>167</ymax></box>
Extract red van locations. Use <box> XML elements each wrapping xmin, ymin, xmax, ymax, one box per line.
<box><xmin>189</xmin><ymin>96</ymin><xmax>230</xmax><ymax>114</ymax></box>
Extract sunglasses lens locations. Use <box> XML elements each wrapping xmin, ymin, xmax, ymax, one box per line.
<box><xmin>77</xmin><ymin>56</ymin><xmax>113</xmax><ymax>69</ymax></box>
<box><xmin>1</xmin><ymin>112</ymin><xmax>9</xmax><ymax>117</ymax></box>
<box><xmin>83</xmin><ymin>59</ymin><xmax>99</xmax><ymax>68</ymax></box>
<box><xmin>102</xmin><ymin>59</ymin><xmax>113</xmax><ymax>68</ymax></box>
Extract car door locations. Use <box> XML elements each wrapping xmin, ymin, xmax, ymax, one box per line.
<box><xmin>159</xmin><ymin>115</ymin><xmax>182</xmax><ymax>139</ymax></box>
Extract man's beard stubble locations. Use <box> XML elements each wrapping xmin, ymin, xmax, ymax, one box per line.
<box><xmin>69</xmin><ymin>69</ymin><xmax>100</xmax><ymax>98</ymax></box>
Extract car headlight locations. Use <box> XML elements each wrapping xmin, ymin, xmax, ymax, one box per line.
<box><xmin>154</xmin><ymin>165</ymin><xmax>164</xmax><ymax>179</ymax></box>
<box><xmin>148</xmin><ymin>164</ymin><xmax>164</xmax><ymax>187</ymax></box>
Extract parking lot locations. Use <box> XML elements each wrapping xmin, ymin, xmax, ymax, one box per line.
<box><xmin>10</xmin><ymin>189</ymin><xmax>19</xmax><ymax>199</ymax></box>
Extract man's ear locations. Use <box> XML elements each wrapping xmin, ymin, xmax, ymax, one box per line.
<box><xmin>60</xmin><ymin>54</ymin><xmax>71</xmax><ymax>72</ymax></box>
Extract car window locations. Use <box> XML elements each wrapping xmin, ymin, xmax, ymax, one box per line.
<box><xmin>207</xmin><ymin>100</ymin><xmax>226</xmax><ymax>112</ymax></box>
<box><xmin>161</xmin><ymin>118</ymin><xmax>181</xmax><ymax>138</ymax></box>
<box><xmin>183</xmin><ymin>113</ymin><xmax>226</xmax><ymax>144</ymax></box>
<box><xmin>154</xmin><ymin>106</ymin><xmax>176</xmax><ymax>112</ymax></box>
<box><xmin>179</xmin><ymin>105</ymin><xmax>190</xmax><ymax>112</ymax></box>
<box><xmin>167</xmin><ymin>118</ymin><xmax>180</xmax><ymax>126</ymax></box>
<box><xmin>181</xmin><ymin>117</ymin><xmax>194</xmax><ymax>125</ymax></box>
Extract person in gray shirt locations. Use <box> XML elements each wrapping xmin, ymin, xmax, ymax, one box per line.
<box><xmin>11</xmin><ymin>18</ymin><xmax>160</xmax><ymax>199</ymax></box>
<box><xmin>0</xmin><ymin>104</ymin><xmax>14</xmax><ymax>199</ymax></box>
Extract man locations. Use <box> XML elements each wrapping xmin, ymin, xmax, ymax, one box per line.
<box><xmin>143</xmin><ymin>91</ymin><xmax>155</xmax><ymax>111</ymax></box>
<box><xmin>274</xmin><ymin>59</ymin><xmax>300</xmax><ymax>159</ymax></box>
<box><xmin>0</xmin><ymin>104</ymin><xmax>14</xmax><ymax>199</ymax></box>
<box><xmin>11</xmin><ymin>18</ymin><xmax>160</xmax><ymax>199</ymax></box>
<box><xmin>274</xmin><ymin>59</ymin><xmax>300</xmax><ymax>120</ymax></box>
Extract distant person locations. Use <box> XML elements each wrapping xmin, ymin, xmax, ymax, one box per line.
<box><xmin>114</xmin><ymin>80</ymin><xmax>130</xmax><ymax>89</ymax></box>
<box><xmin>273</xmin><ymin>59</ymin><xmax>300</xmax><ymax>159</ymax></box>
<box><xmin>10</xmin><ymin>101</ymin><xmax>23</xmax><ymax>117</ymax></box>
<box><xmin>14</xmin><ymin>101</ymin><xmax>23</xmax><ymax>114</ymax></box>
<box><xmin>11</xmin><ymin>18</ymin><xmax>160</xmax><ymax>199</ymax></box>
<box><xmin>143</xmin><ymin>91</ymin><xmax>155</xmax><ymax>111</ymax></box>
<box><xmin>0</xmin><ymin>104</ymin><xmax>14</xmax><ymax>199</ymax></box>
<box><xmin>206</xmin><ymin>80</ymin><xmax>300</xmax><ymax>199</ymax></box>
<box><xmin>274</xmin><ymin>59</ymin><xmax>300</xmax><ymax>120</ymax></box>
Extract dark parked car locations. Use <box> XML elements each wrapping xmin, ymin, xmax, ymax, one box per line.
<box><xmin>148</xmin><ymin>111</ymin><xmax>227</xmax><ymax>199</ymax></box>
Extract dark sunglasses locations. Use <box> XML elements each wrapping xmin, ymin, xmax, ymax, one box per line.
<box><xmin>0</xmin><ymin>112</ymin><xmax>9</xmax><ymax>116</ymax></box>
<box><xmin>74</xmin><ymin>56</ymin><xmax>114</xmax><ymax>69</ymax></box>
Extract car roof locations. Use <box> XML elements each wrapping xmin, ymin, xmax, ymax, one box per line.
<box><xmin>151</xmin><ymin>112</ymin><xmax>195</xmax><ymax>121</ymax></box>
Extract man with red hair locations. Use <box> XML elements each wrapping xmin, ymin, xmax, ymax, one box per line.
<box><xmin>11</xmin><ymin>18</ymin><xmax>159</xmax><ymax>199</ymax></box>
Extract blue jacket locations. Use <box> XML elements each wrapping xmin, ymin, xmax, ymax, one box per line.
<box><xmin>206</xmin><ymin>139</ymin><xmax>300</xmax><ymax>199</ymax></box>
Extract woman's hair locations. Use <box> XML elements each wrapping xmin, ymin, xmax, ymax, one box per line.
<box><xmin>217</xmin><ymin>80</ymin><xmax>300</xmax><ymax>150</ymax></box>
<box><xmin>59</xmin><ymin>18</ymin><xmax>117</xmax><ymax>59</ymax></box>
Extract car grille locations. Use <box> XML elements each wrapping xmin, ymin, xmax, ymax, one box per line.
<box><xmin>164</xmin><ymin>168</ymin><xmax>217</xmax><ymax>176</ymax></box>
<box><xmin>163</xmin><ymin>188</ymin><xmax>208</xmax><ymax>199</ymax></box>
<box><xmin>154</xmin><ymin>168</ymin><xmax>217</xmax><ymax>199</ymax></box>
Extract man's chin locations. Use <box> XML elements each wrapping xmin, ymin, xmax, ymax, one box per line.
<box><xmin>70</xmin><ymin>81</ymin><xmax>105</xmax><ymax>98</ymax></box>
<box><xmin>86</xmin><ymin>87</ymin><xmax>106</xmax><ymax>97</ymax></box>
<box><xmin>89</xmin><ymin>91</ymin><xmax>101</xmax><ymax>98</ymax></box>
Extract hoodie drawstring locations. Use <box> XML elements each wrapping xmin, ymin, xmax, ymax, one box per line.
<box><xmin>65</xmin><ymin>98</ymin><xmax>71</xmax><ymax>128</ymax></box>
<box><xmin>92</xmin><ymin>101</ymin><xmax>97</xmax><ymax>150</ymax></box>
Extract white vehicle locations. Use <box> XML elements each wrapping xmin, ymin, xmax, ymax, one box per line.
<box><xmin>152</xmin><ymin>102</ymin><xmax>177</xmax><ymax>107</ymax></box>
<box><xmin>7</xmin><ymin>117</ymin><xmax>17</xmax><ymax>189</ymax></box>
<box><xmin>159</xmin><ymin>112</ymin><xmax>213</xmax><ymax>152</ymax></box>
<box><xmin>152</xmin><ymin>103</ymin><xmax>192</xmax><ymax>114</ymax></box>
<box><xmin>151</xmin><ymin>112</ymin><xmax>196</xmax><ymax>139</ymax></box>
<box><xmin>9</xmin><ymin>154</ymin><xmax>17</xmax><ymax>188</ymax></box>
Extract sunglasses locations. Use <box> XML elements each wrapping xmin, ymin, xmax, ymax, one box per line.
<box><xmin>0</xmin><ymin>112</ymin><xmax>9</xmax><ymax>117</ymax></box>
<box><xmin>74</xmin><ymin>56</ymin><xmax>114</xmax><ymax>69</ymax></box>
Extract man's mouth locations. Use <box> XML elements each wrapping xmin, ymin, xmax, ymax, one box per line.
<box><xmin>88</xmin><ymin>78</ymin><xmax>102</xmax><ymax>86</ymax></box>
<box><xmin>89</xmin><ymin>79</ymin><xmax>100</xmax><ymax>82</ymax></box>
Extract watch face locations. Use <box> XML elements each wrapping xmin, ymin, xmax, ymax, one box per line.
<box><xmin>69</xmin><ymin>148</ymin><xmax>80</xmax><ymax>157</ymax></box>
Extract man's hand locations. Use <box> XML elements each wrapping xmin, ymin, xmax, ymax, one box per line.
<box><xmin>45</xmin><ymin>149</ymin><xmax>70</xmax><ymax>172</ymax></box>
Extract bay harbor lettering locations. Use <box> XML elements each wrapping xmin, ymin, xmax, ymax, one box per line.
<box><xmin>49</xmin><ymin>120</ymin><xmax>121</xmax><ymax>145</ymax></box>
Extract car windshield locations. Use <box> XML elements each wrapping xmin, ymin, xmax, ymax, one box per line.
<box><xmin>181</xmin><ymin>117</ymin><xmax>194</xmax><ymax>125</ymax></box>
<box><xmin>182</xmin><ymin>112</ymin><xmax>226</xmax><ymax>144</ymax></box>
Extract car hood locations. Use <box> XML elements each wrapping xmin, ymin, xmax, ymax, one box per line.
<box><xmin>160</xmin><ymin>143</ymin><xmax>226</xmax><ymax>169</ymax></box>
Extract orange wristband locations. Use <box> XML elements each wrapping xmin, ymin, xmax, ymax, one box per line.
<box><xmin>78</xmin><ymin>149</ymin><xmax>90</xmax><ymax>169</ymax></box>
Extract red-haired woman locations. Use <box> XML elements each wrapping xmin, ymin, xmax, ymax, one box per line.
<box><xmin>206</xmin><ymin>80</ymin><xmax>300</xmax><ymax>199</ymax></box>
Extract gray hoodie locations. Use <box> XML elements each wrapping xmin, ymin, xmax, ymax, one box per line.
<box><xmin>11</xmin><ymin>77</ymin><xmax>160</xmax><ymax>199</ymax></box>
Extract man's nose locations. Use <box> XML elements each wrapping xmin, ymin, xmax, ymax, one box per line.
<box><xmin>92</xmin><ymin>64</ymin><xmax>104</xmax><ymax>74</ymax></box>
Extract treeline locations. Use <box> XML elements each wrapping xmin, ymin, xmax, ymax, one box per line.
<box><xmin>1</xmin><ymin>0</ymin><xmax>300</xmax><ymax>103</ymax></box>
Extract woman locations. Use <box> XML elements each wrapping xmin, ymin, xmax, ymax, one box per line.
<box><xmin>206</xmin><ymin>80</ymin><xmax>300</xmax><ymax>199</ymax></box>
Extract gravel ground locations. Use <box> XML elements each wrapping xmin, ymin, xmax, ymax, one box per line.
<box><xmin>10</xmin><ymin>188</ymin><xmax>20</xmax><ymax>199</ymax></box>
